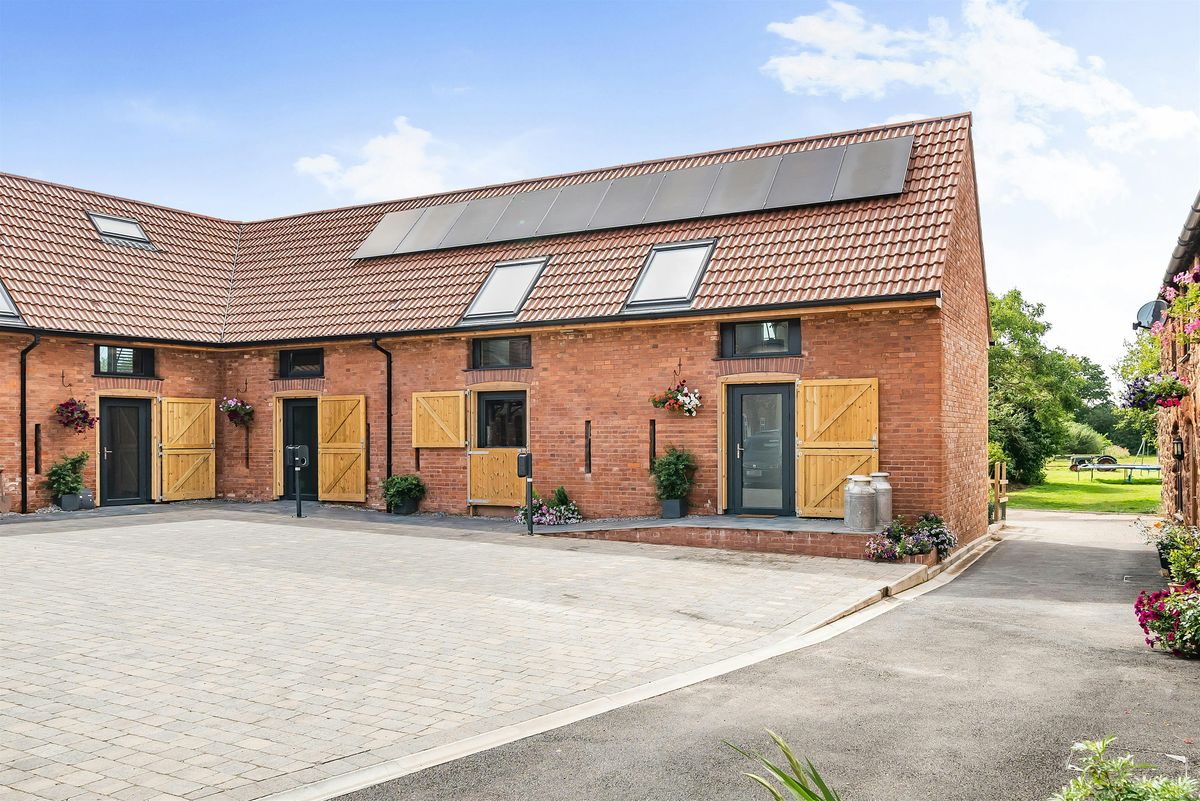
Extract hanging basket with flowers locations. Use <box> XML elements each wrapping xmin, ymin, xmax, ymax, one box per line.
<box><xmin>650</xmin><ymin>380</ymin><xmax>702</xmax><ymax>417</ymax></box>
<box><xmin>218</xmin><ymin>397</ymin><xmax>255</xmax><ymax>428</ymax></box>
<box><xmin>53</xmin><ymin>398</ymin><xmax>99</xmax><ymax>433</ymax></box>
<box><xmin>1120</xmin><ymin>372</ymin><xmax>1190</xmax><ymax>410</ymax></box>
<box><xmin>1158</xmin><ymin>265</ymin><xmax>1200</xmax><ymax>343</ymax></box>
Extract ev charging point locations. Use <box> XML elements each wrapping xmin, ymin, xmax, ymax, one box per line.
<box><xmin>284</xmin><ymin>444</ymin><xmax>310</xmax><ymax>518</ymax></box>
<box><xmin>516</xmin><ymin>451</ymin><xmax>533</xmax><ymax>536</ymax></box>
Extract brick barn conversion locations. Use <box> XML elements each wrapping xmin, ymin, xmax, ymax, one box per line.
<box><xmin>0</xmin><ymin>112</ymin><xmax>991</xmax><ymax>546</ymax></box>
<box><xmin>1155</xmin><ymin>190</ymin><xmax>1200</xmax><ymax>523</ymax></box>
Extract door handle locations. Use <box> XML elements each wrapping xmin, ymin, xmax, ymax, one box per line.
<box><xmin>736</xmin><ymin>443</ymin><xmax>743</xmax><ymax>459</ymax></box>
<box><xmin>102</xmin><ymin>447</ymin><xmax>113</xmax><ymax>460</ymax></box>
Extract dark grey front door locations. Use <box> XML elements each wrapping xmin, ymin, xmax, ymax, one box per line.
<box><xmin>99</xmin><ymin>398</ymin><xmax>152</xmax><ymax>505</ymax></box>
<box><xmin>283</xmin><ymin>398</ymin><xmax>319</xmax><ymax>500</ymax></box>
<box><xmin>728</xmin><ymin>384</ymin><xmax>795</xmax><ymax>515</ymax></box>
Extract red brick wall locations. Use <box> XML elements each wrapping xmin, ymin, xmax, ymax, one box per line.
<box><xmin>1158</xmin><ymin>255</ymin><xmax>1200</xmax><ymax>524</ymax></box>
<box><xmin>1</xmin><ymin>335</ymin><xmax>221</xmax><ymax>510</ymax></box>
<box><xmin>4</xmin><ymin>301</ymin><xmax>988</xmax><ymax>530</ymax></box>
<box><xmin>937</xmin><ymin>136</ymin><xmax>991</xmax><ymax>545</ymax></box>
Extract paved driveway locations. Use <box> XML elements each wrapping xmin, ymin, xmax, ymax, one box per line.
<box><xmin>340</xmin><ymin>510</ymin><xmax>1200</xmax><ymax>801</ymax></box>
<box><xmin>0</xmin><ymin>510</ymin><xmax>911</xmax><ymax>801</ymax></box>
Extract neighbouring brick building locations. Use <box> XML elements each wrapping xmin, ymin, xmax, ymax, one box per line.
<box><xmin>0</xmin><ymin>113</ymin><xmax>991</xmax><ymax>545</ymax></box>
<box><xmin>1156</xmin><ymin>191</ymin><xmax>1200</xmax><ymax>523</ymax></box>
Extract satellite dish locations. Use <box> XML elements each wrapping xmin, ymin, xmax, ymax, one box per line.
<box><xmin>1135</xmin><ymin>300</ymin><xmax>1168</xmax><ymax>330</ymax></box>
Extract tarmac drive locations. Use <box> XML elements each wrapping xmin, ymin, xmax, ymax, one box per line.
<box><xmin>337</xmin><ymin>510</ymin><xmax>1200</xmax><ymax>801</ymax></box>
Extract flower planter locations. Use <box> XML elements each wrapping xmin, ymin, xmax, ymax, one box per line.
<box><xmin>661</xmin><ymin>498</ymin><xmax>687</xmax><ymax>519</ymax></box>
<box><xmin>900</xmin><ymin>550</ymin><xmax>937</xmax><ymax>567</ymax></box>
<box><xmin>1158</xmin><ymin>545</ymin><xmax>1172</xmax><ymax>571</ymax></box>
<box><xmin>390</xmin><ymin>498</ymin><xmax>418</xmax><ymax>515</ymax></box>
<box><xmin>56</xmin><ymin>494</ymin><xmax>82</xmax><ymax>512</ymax></box>
<box><xmin>79</xmin><ymin>489</ymin><xmax>95</xmax><ymax>510</ymax></box>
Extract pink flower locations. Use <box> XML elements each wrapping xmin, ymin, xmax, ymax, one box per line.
<box><xmin>1185</xmin><ymin>319</ymin><xmax>1200</xmax><ymax>335</ymax></box>
<box><xmin>1179</xmin><ymin>272</ymin><xmax>1195</xmax><ymax>285</ymax></box>
<box><xmin>1151</xmin><ymin>321</ymin><xmax>1166</xmax><ymax>336</ymax></box>
<box><xmin>1164</xmin><ymin>286</ymin><xmax>1178</xmax><ymax>301</ymax></box>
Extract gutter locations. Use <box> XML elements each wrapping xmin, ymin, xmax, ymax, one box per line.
<box><xmin>370</xmin><ymin>338</ymin><xmax>393</xmax><ymax>480</ymax></box>
<box><xmin>18</xmin><ymin>334</ymin><xmax>41</xmax><ymax>513</ymax></box>
<box><xmin>1162</xmin><ymin>190</ymin><xmax>1200</xmax><ymax>285</ymax></box>
<box><xmin>0</xmin><ymin>291</ymin><xmax>944</xmax><ymax>350</ymax></box>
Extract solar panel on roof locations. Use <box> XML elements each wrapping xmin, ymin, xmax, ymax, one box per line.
<box><xmin>536</xmin><ymin>182</ymin><xmax>610</xmax><ymax>235</ymax></box>
<box><xmin>588</xmin><ymin>173</ymin><xmax>662</xmax><ymax>231</ymax></box>
<box><xmin>393</xmin><ymin>203</ymin><xmax>468</xmax><ymax>253</ymax></box>
<box><xmin>87</xmin><ymin>211</ymin><xmax>151</xmax><ymax>243</ymax></box>
<box><xmin>440</xmin><ymin>196</ymin><xmax>512</xmax><ymax>248</ymax></box>
<box><xmin>643</xmin><ymin>165</ymin><xmax>720</xmax><ymax>223</ymax></box>
<box><xmin>763</xmin><ymin>148</ymin><xmax>845</xmax><ymax>209</ymax></box>
<box><xmin>488</xmin><ymin>189</ymin><xmax>557</xmax><ymax>241</ymax></box>
<box><xmin>703</xmin><ymin>156</ymin><xmax>782</xmax><ymax>217</ymax></box>
<box><xmin>351</xmin><ymin>209</ymin><xmax>424</xmax><ymax>259</ymax></box>
<box><xmin>831</xmin><ymin>135</ymin><xmax>914</xmax><ymax>201</ymax></box>
<box><xmin>351</xmin><ymin>135</ymin><xmax>915</xmax><ymax>258</ymax></box>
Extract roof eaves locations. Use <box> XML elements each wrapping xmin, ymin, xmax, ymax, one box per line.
<box><xmin>1163</xmin><ymin>190</ymin><xmax>1200</xmax><ymax>286</ymax></box>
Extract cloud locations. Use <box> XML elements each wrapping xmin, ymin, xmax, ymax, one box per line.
<box><xmin>294</xmin><ymin>116</ymin><xmax>541</xmax><ymax>203</ymax></box>
<box><xmin>763</xmin><ymin>0</ymin><xmax>1200</xmax><ymax>218</ymax></box>
<box><xmin>294</xmin><ymin>117</ymin><xmax>449</xmax><ymax>201</ymax></box>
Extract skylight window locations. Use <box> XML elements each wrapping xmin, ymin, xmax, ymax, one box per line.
<box><xmin>462</xmin><ymin>258</ymin><xmax>546</xmax><ymax>321</ymax></box>
<box><xmin>626</xmin><ymin>240</ymin><xmax>715</xmax><ymax>308</ymax></box>
<box><xmin>0</xmin><ymin>280</ymin><xmax>18</xmax><ymax>317</ymax></box>
<box><xmin>87</xmin><ymin>212</ymin><xmax>151</xmax><ymax>245</ymax></box>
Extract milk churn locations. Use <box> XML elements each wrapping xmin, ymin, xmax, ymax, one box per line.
<box><xmin>844</xmin><ymin>475</ymin><xmax>878</xmax><ymax>532</ymax></box>
<box><xmin>869</xmin><ymin>472</ymin><xmax>892</xmax><ymax>524</ymax></box>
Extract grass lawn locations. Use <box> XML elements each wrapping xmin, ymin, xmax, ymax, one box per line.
<box><xmin>1007</xmin><ymin>458</ymin><xmax>1162</xmax><ymax>514</ymax></box>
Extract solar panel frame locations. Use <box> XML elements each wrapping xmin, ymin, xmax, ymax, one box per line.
<box><xmin>393</xmin><ymin>203</ymin><xmax>468</xmax><ymax>253</ymax></box>
<box><xmin>642</xmin><ymin>164</ymin><xmax>721</xmax><ymax>224</ymax></box>
<box><xmin>763</xmin><ymin>147</ymin><xmax>846</xmax><ymax>209</ymax></box>
<box><xmin>439</xmin><ymin>196</ymin><xmax>513</xmax><ymax>248</ymax></box>
<box><xmin>587</xmin><ymin>173</ymin><xmax>663</xmax><ymax>231</ymax></box>
<box><xmin>487</xmin><ymin>189</ymin><xmax>558</xmax><ymax>242</ymax></box>
<box><xmin>536</xmin><ymin>182</ymin><xmax>611</xmax><ymax>236</ymax></box>
<box><xmin>702</xmin><ymin>156</ymin><xmax>782</xmax><ymax>217</ymax></box>
<box><xmin>350</xmin><ymin>209</ymin><xmax>425</xmax><ymax>259</ymax></box>
<box><xmin>831</xmin><ymin>135</ymin><xmax>914</xmax><ymax>201</ymax></box>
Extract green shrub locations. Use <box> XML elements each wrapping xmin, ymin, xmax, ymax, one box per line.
<box><xmin>987</xmin><ymin>440</ymin><xmax>1007</xmax><ymax>473</ymax></box>
<box><xmin>1167</xmin><ymin>536</ymin><xmax>1200</xmax><ymax>585</ymax></box>
<box><xmin>726</xmin><ymin>731</ymin><xmax>841</xmax><ymax>801</ymax></box>
<box><xmin>382</xmin><ymin>474</ymin><xmax>426</xmax><ymax>507</ymax></box>
<box><xmin>1102</xmin><ymin>444</ymin><xmax>1131</xmax><ymax>459</ymax></box>
<box><xmin>1062</xmin><ymin>421</ymin><xmax>1111</xmax><ymax>456</ymax></box>
<box><xmin>1050</xmin><ymin>737</ymin><xmax>1199</xmax><ymax>801</ymax></box>
<box><xmin>650</xmin><ymin>447</ymin><xmax>696</xmax><ymax>501</ymax></box>
<box><xmin>43</xmin><ymin>452</ymin><xmax>88</xmax><ymax>497</ymax></box>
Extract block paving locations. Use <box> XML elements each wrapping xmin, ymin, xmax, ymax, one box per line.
<box><xmin>0</xmin><ymin>511</ymin><xmax>911</xmax><ymax>800</ymax></box>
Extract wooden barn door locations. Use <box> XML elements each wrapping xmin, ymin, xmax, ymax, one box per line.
<box><xmin>317</xmin><ymin>395</ymin><xmax>366</xmax><ymax>502</ymax></box>
<box><xmin>796</xmin><ymin>379</ymin><xmax>879</xmax><ymax>517</ymax></box>
<box><xmin>159</xmin><ymin>398</ymin><xmax>216</xmax><ymax>501</ymax></box>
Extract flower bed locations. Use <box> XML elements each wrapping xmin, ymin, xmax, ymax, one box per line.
<box><xmin>865</xmin><ymin>513</ymin><xmax>957</xmax><ymax>562</ymax></box>
<box><xmin>515</xmin><ymin>486</ymin><xmax>583</xmax><ymax>526</ymax></box>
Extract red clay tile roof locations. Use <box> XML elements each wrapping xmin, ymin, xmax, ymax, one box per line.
<box><xmin>0</xmin><ymin>113</ymin><xmax>973</xmax><ymax>344</ymax></box>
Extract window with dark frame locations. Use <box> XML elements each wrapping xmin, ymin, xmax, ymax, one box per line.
<box><xmin>94</xmin><ymin>345</ymin><xmax>155</xmax><ymax>377</ymax></box>
<box><xmin>477</xmin><ymin>391</ymin><xmax>527</xmax><ymax>448</ymax></box>
<box><xmin>471</xmin><ymin>336</ymin><xmax>532</xmax><ymax>369</ymax></box>
<box><xmin>86</xmin><ymin>212</ymin><xmax>152</xmax><ymax>246</ymax></box>
<box><xmin>719</xmin><ymin>319</ymin><xmax>801</xmax><ymax>358</ymax></box>
<box><xmin>279</xmin><ymin>348</ymin><xmax>324</xmax><ymax>378</ymax></box>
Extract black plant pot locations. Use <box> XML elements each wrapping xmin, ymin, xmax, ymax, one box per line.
<box><xmin>390</xmin><ymin>498</ymin><xmax>418</xmax><ymax>515</ymax></box>
<box><xmin>56</xmin><ymin>494</ymin><xmax>81</xmax><ymax>512</ymax></box>
<box><xmin>79</xmin><ymin>489</ymin><xmax>95</xmax><ymax>510</ymax></box>
<box><xmin>1157</xmin><ymin>545</ymin><xmax>1172</xmax><ymax>571</ymax></box>
<box><xmin>661</xmin><ymin>498</ymin><xmax>687</xmax><ymax>519</ymax></box>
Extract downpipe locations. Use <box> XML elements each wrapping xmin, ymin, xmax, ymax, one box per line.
<box><xmin>19</xmin><ymin>334</ymin><xmax>41</xmax><ymax>513</ymax></box>
<box><xmin>370</xmin><ymin>338</ymin><xmax>393</xmax><ymax>480</ymax></box>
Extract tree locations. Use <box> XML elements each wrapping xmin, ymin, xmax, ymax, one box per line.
<box><xmin>988</xmin><ymin>289</ymin><xmax>1091</xmax><ymax>484</ymax></box>
<box><xmin>1110</xmin><ymin>331</ymin><xmax>1162</xmax><ymax>454</ymax></box>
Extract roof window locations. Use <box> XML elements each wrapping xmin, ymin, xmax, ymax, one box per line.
<box><xmin>87</xmin><ymin>212</ymin><xmax>152</xmax><ymax>246</ymax></box>
<box><xmin>462</xmin><ymin>258</ymin><xmax>546</xmax><ymax>321</ymax></box>
<box><xmin>0</xmin><ymin>280</ymin><xmax>18</xmax><ymax>317</ymax></box>
<box><xmin>626</xmin><ymin>240</ymin><xmax>714</xmax><ymax>309</ymax></box>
